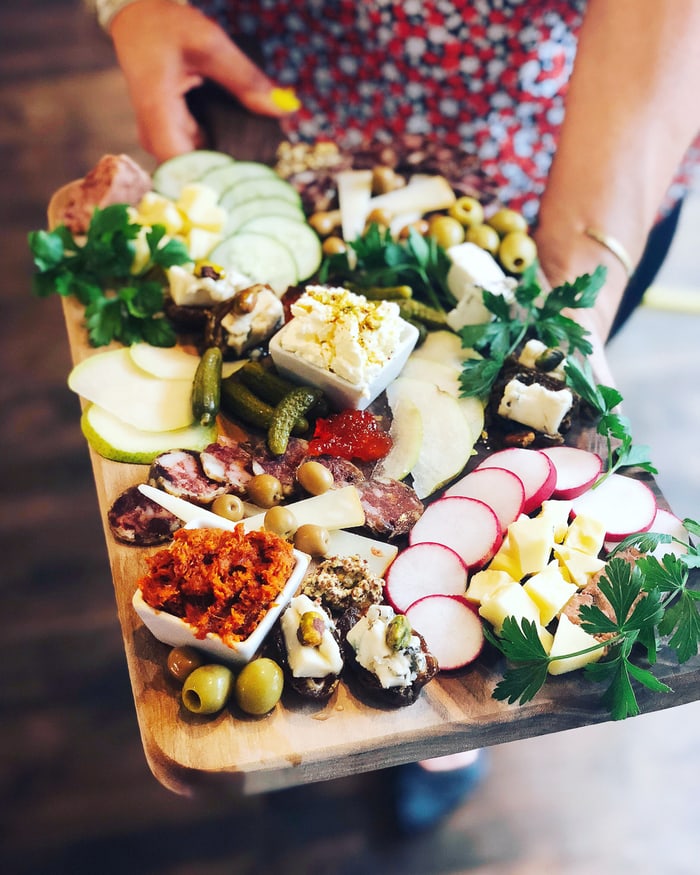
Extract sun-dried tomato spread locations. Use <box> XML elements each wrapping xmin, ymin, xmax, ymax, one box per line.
<box><xmin>137</xmin><ymin>526</ymin><xmax>296</xmax><ymax>643</ymax></box>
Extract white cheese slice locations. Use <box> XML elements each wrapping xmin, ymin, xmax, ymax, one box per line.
<box><xmin>242</xmin><ymin>485</ymin><xmax>366</xmax><ymax>533</ymax></box>
<box><xmin>445</xmin><ymin>242</ymin><xmax>516</xmax><ymax>328</ymax></box>
<box><xmin>337</xmin><ymin>169</ymin><xmax>373</xmax><ymax>242</ymax></box>
<box><xmin>281</xmin><ymin>594</ymin><xmax>343</xmax><ymax>678</ymax></box>
<box><xmin>369</xmin><ymin>175</ymin><xmax>456</xmax><ymax>218</ymax></box>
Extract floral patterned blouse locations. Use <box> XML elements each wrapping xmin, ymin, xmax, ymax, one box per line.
<box><xmin>196</xmin><ymin>0</ymin><xmax>698</xmax><ymax>221</ymax></box>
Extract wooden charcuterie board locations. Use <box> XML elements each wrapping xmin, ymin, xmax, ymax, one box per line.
<box><xmin>61</xmin><ymin>291</ymin><xmax>700</xmax><ymax>798</ymax></box>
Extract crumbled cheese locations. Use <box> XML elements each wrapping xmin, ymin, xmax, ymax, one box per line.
<box><xmin>518</xmin><ymin>339</ymin><xmax>567</xmax><ymax>380</ymax></box>
<box><xmin>278</xmin><ymin>285</ymin><xmax>404</xmax><ymax>393</ymax></box>
<box><xmin>345</xmin><ymin>604</ymin><xmax>426</xmax><ymax>689</ymax></box>
<box><xmin>220</xmin><ymin>287</ymin><xmax>283</xmax><ymax>355</ymax></box>
<box><xmin>167</xmin><ymin>264</ymin><xmax>254</xmax><ymax>307</ymax></box>
<box><xmin>280</xmin><ymin>594</ymin><xmax>343</xmax><ymax>678</ymax></box>
<box><xmin>498</xmin><ymin>378</ymin><xmax>573</xmax><ymax>436</ymax></box>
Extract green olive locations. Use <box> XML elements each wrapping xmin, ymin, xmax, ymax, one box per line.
<box><xmin>427</xmin><ymin>215</ymin><xmax>465</xmax><ymax>249</ymax></box>
<box><xmin>296</xmin><ymin>460</ymin><xmax>334</xmax><ymax>495</ymax></box>
<box><xmin>308</xmin><ymin>211</ymin><xmax>339</xmax><ymax>237</ymax></box>
<box><xmin>322</xmin><ymin>236</ymin><xmax>347</xmax><ymax>257</ymax></box>
<box><xmin>234</xmin><ymin>657</ymin><xmax>284</xmax><ymax>715</ymax></box>
<box><xmin>448</xmin><ymin>196</ymin><xmax>484</xmax><ymax>228</ymax></box>
<box><xmin>498</xmin><ymin>231</ymin><xmax>538</xmax><ymax>274</ymax></box>
<box><xmin>181</xmin><ymin>664</ymin><xmax>234</xmax><ymax>715</ymax></box>
<box><xmin>264</xmin><ymin>504</ymin><xmax>298</xmax><ymax>538</ymax></box>
<box><xmin>246</xmin><ymin>473</ymin><xmax>284</xmax><ymax>508</ymax></box>
<box><xmin>293</xmin><ymin>523</ymin><xmax>331</xmax><ymax>557</ymax></box>
<box><xmin>465</xmin><ymin>222</ymin><xmax>501</xmax><ymax>255</ymax></box>
<box><xmin>211</xmin><ymin>494</ymin><xmax>245</xmax><ymax>522</ymax></box>
<box><xmin>167</xmin><ymin>646</ymin><xmax>205</xmax><ymax>683</ymax></box>
<box><xmin>487</xmin><ymin>207</ymin><xmax>528</xmax><ymax>237</ymax></box>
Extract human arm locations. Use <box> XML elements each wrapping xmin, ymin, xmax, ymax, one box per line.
<box><xmin>105</xmin><ymin>0</ymin><xmax>299</xmax><ymax>162</ymax></box>
<box><xmin>534</xmin><ymin>0</ymin><xmax>700</xmax><ymax>349</ymax></box>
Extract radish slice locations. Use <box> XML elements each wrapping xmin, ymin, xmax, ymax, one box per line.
<box><xmin>647</xmin><ymin>508</ymin><xmax>689</xmax><ymax>560</ymax></box>
<box><xmin>409</xmin><ymin>495</ymin><xmax>502</xmax><ymax>569</ymax></box>
<box><xmin>445</xmin><ymin>466</ymin><xmax>525</xmax><ymax>530</ymax></box>
<box><xmin>571</xmin><ymin>474</ymin><xmax>657</xmax><ymax>542</ymax></box>
<box><xmin>540</xmin><ymin>446</ymin><xmax>603</xmax><ymax>500</ymax></box>
<box><xmin>475</xmin><ymin>447</ymin><xmax>556</xmax><ymax>514</ymax></box>
<box><xmin>384</xmin><ymin>543</ymin><xmax>468</xmax><ymax>614</ymax></box>
<box><xmin>406</xmin><ymin>595</ymin><xmax>484</xmax><ymax>671</ymax></box>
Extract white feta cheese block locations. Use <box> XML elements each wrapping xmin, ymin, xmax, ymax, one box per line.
<box><xmin>220</xmin><ymin>287</ymin><xmax>284</xmax><ymax>355</ymax></box>
<box><xmin>497</xmin><ymin>378</ymin><xmax>574</xmax><ymax>436</ymax></box>
<box><xmin>445</xmin><ymin>242</ymin><xmax>516</xmax><ymax>328</ymax></box>
<box><xmin>167</xmin><ymin>264</ymin><xmax>254</xmax><ymax>307</ymax></box>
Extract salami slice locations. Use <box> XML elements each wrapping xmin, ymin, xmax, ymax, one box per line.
<box><xmin>311</xmin><ymin>455</ymin><xmax>366</xmax><ymax>487</ymax></box>
<box><xmin>251</xmin><ymin>437</ymin><xmax>309</xmax><ymax>497</ymax></box>
<box><xmin>355</xmin><ymin>477</ymin><xmax>424</xmax><ymax>539</ymax></box>
<box><xmin>149</xmin><ymin>449</ymin><xmax>228</xmax><ymax>505</ymax></box>
<box><xmin>199</xmin><ymin>441</ymin><xmax>254</xmax><ymax>494</ymax></box>
<box><xmin>108</xmin><ymin>485</ymin><xmax>181</xmax><ymax>546</ymax></box>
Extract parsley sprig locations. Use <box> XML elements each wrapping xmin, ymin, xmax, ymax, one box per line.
<box><xmin>319</xmin><ymin>223</ymin><xmax>454</xmax><ymax>311</ymax></box>
<box><xmin>487</xmin><ymin>521</ymin><xmax>700</xmax><ymax>720</ymax></box>
<box><xmin>28</xmin><ymin>204</ymin><xmax>190</xmax><ymax>347</ymax></box>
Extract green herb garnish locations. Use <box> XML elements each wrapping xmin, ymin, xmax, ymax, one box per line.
<box><xmin>488</xmin><ymin>520</ymin><xmax>700</xmax><ymax>720</ymax></box>
<box><xmin>28</xmin><ymin>204</ymin><xmax>190</xmax><ymax>347</ymax></box>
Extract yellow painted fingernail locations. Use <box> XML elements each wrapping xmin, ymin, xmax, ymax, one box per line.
<box><xmin>270</xmin><ymin>87</ymin><xmax>301</xmax><ymax>112</ymax></box>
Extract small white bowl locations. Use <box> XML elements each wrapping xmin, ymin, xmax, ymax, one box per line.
<box><xmin>132</xmin><ymin>528</ymin><xmax>310</xmax><ymax>665</ymax></box>
<box><xmin>268</xmin><ymin>319</ymin><xmax>420</xmax><ymax>410</ymax></box>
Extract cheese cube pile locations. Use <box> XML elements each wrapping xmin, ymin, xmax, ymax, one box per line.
<box><xmin>130</xmin><ymin>183</ymin><xmax>227</xmax><ymax>269</ymax></box>
<box><xmin>468</xmin><ymin>501</ymin><xmax>608</xmax><ymax>674</ymax></box>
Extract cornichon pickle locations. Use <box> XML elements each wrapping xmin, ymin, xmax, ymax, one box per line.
<box><xmin>239</xmin><ymin>361</ymin><xmax>329</xmax><ymax>420</ymax></box>
<box><xmin>397</xmin><ymin>299</ymin><xmax>448</xmax><ymax>329</ymax></box>
<box><xmin>220</xmin><ymin>378</ymin><xmax>309</xmax><ymax>434</ymax></box>
<box><xmin>268</xmin><ymin>387</ymin><xmax>322</xmax><ymax>456</ymax></box>
<box><xmin>191</xmin><ymin>346</ymin><xmax>222</xmax><ymax>426</ymax></box>
<box><xmin>345</xmin><ymin>281</ymin><xmax>413</xmax><ymax>301</ymax></box>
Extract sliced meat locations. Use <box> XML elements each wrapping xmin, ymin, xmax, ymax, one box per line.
<box><xmin>355</xmin><ymin>477</ymin><xmax>424</xmax><ymax>539</ymax></box>
<box><xmin>108</xmin><ymin>484</ymin><xmax>181</xmax><ymax>546</ymax></box>
<box><xmin>149</xmin><ymin>449</ymin><xmax>228</xmax><ymax>505</ymax></box>
<box><xmin>311</xmin><ymin>454</ymin><xmax>366</xmax><ymax>487</ymax></box>
<box><xmin>55</xmin><ymin>154</ymin><xmax>152</xmax><ymax>234</ymax></box>
<box><xmin>251</xmin><ymin>437</ymin><xmax>310</xmax><ymax>497</ymax></box>
<box><xmin>199</xmin><ymin>440</ymin><xmax>254</xmax><ymax>494</ymax></box>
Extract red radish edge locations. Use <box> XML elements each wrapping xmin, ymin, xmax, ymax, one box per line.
<box><xmin>409</xmin><ymin>495</ymin><xmax>502</xmax><ymax>569</ymax></box>
<box><xmin>445</xmin><ymin>466</ymin><xmax>525</xmax><ymax>530</ymax></box>
<box><xmin>475</xmin><ymin>448</ymin><xmax>556</xmax><ymax>514</ymax></box>
<box><xmin>406</xmin><ymin>595</ymin><xmax>484</xmax><ymax>671</ymax></box>
<box><xmin>384</xmin><ymin>542</ymin><xmax>468</xmax><ymax>614</ymax></box>
<box><xmin>540</xmin><ymin>446</ymin><xmax>603</xmax><ymax>500</ymax></box>
<box><xmin>571</xmin><ymin>473</ymin><xmax>657</xmax><ymax>541</ymax></box>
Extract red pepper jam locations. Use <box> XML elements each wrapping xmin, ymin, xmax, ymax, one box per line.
<box><xmin>308</xmin><ymin>409</ymin><xmax>392</xmax><ymax>462</ymax></box>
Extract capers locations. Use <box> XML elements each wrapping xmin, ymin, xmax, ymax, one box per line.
<box><xmin>234</xmin><ymin>657</ymin><xmax>284</xmax><ymax>715</ymax></box>
<box><xmin>385</xmin><ymin>614</ymin><xmax>413</xmax><ymax>651</ymax></box>
<box><xmin>296</xmin><ymin>460</ymin><xmax>334</xmax><ymax>495</ymax></box>
<box><xmin>449</xmin><ymin>196</ymin><xmax>484</xmax><ymax>228</ymax></box>
<box><xmin>264</xmin><ymin>504</ymin><xmax>298</xmax><ymax>538</ymax></box>
<box><xmin>246</xmin><ymin>473</ymin><xmax>284</xmax><ymax>508</ymax></box>
<box><xmin>487</xmin><ymin>207</ymin><xmax>528</xmax><ymax>237</ymax></box>
<box><xmin>498</xmin><ymin>231</ymin><xmax>538</xmax><ymax>274</ymax></box>
<box><xmin>211</xmin><ymin>494</ymin><xmax>245</xmax><ymax>522</ymax></box>
<box><xmin>293</xmin><ymin>523</ymin><xmax>330</xmax><ymax>557</ymax></box>
<box><xmin>167</xmin><ymin>646</ymin><xmax>205</xmax><ymax>683</ymax></box>
<box><xmin>466</xmin><ymin>222</ymin><xmax>501</xmax><ymax>255</ymax></box>
<box><xmin>427</xmin><ymin>215</ymin><xmax>465</xmax><ymax>249</ymax></box>
<box><xmin>181</xmin><ymin>664</ymin><xmax>234</xmax><ymax>715</ymax></box>
<box><xmin>297</xmin><ymin>610</ymin><xmax>327</xmax><ymax>647</ymax></box>
<box><xmin>322</xmin><ymin>236</ymin><xmax>347</xmax><ymax>257</ymax></box>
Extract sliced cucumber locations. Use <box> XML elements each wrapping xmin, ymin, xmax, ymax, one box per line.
<box><xmin>224</xmin><ymin>196</ymin><xmax>305</xmax><ymax>236</ymax></box>
<box><xmin>210</xmin><ymin>232</ymin><xmax>298</xmax><ymax>296</ymax></box>
<box><xmin>220</xmin><ymin>176</ymin><xmax>302</xmax><ymax>211</ymax></box>
<box><xmin>237</xmin><ymin>215</ymin><xmax>322</xmax><ymax>281</ymax></box>
<box><xmin>152</xmin><ymin>150</ymin><xmax>234</xmax><ymax>199</ymax></box>
<box><xmin>200</xmin><ymin>161</ymin><xmax>277</xmax><ymax>197</ymax></box>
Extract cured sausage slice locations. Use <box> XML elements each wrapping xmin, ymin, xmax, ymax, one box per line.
<box><xmin>149</xmin><ymin>449</ymin><xmax>228</xmax><ymax>505</ymax></box>
<box><xmin>108</xmin><ymin>485</ymin><xmax>181</xmax><ymax>546</ymax></box>
<box><xmin>355</xmin><ymin>477</ymin><xmax>424</xmax><ymax>539</ymax></box>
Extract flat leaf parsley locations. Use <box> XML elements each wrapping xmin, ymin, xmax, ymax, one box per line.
<box><xmin>28</xmin><ymin>204</ymin><xmax>190</xmax><ymax>347</ymax></box>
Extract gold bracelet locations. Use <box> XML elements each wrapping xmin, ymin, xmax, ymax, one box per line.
<box><xmin>584</xmin><ymin>227</ymin><xmax>634</xmax><ymax>278</ymax></box>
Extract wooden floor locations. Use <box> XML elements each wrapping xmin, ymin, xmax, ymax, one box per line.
<box><xmin>2</xmin><ymin>3</ymin><xmax>700</xmax><ymax>873</ymax></box>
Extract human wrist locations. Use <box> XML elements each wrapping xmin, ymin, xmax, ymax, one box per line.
<box><xmin>95</xmin><ymin>0</ymin><xmax>188</xmax><ymax>32</ymax></box>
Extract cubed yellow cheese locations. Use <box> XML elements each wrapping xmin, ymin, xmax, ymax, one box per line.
<box><xmin>547</xmin><ymin>614</ymin><xmax>603</xmax><ymax>675</ymax></box>
<box><xmin>508</xmin><ymin>515</ymin><xmax>555</xmax><ymax>577</ymax></box>
<box><xmin>177</xmin><ymin>183</ymin><xmax>226</xmax><ymax>232</ymax></box>
<box><xmin>523</xmin><ymin>560</ymin><xmax>578</xmax><ymax>626</ymax></box>
<box><xmin>479</xmin><ymin>582</ymin><xmax>553</xmax><ymax>650</ymax></box>
<box><xmin>487</xmin><ymin>532</ymin><xmax>523</xmax><ymax>581</ymax></box>
<box><xmin>553</xmin><ymin>544</ymin><xmax>606</xmax><ymax>588</ymax></box>
<box><xmin>186</xmin><ymin>227</ymin><xmax>222</xmax><ymax>261</ymax></box>
<box><xmin>130</xmin><ymin>226</ymin><xmax>151</xmax><ymax>275</ymax></box>
<box><xmin>537</xmin><ymin>500</ymin><xmax>572</xmax><ymax>543</ymax></box>
<box><xmin>564</xmin><ymin>513</ymin><xmax>606</xmax><ymax>557</ymax></box>
<box><xmin>465</xmin><ymin>569</ymin><xmax>515</xmax><ymax>604</ymax></box>
<box><xmin>135</xmin><ymin>192</ymin><xmax>184</xmax><ymax>235</ymax></box>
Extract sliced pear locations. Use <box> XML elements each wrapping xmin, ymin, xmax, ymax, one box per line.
<box><xmin>129</xmin><ymin>343</ymin><xmax>247</xmax><ymax>381</ymax></box>
<box><xmin>386</xmin><ymin>377</ymin><xmax>477</xmax><ymax>499</ymax></box>
<box><xmin>375</xmin><ymin>397</ymin><xmax>423</xmax><ymax>481</ymax></box>
<box><xmin>81</xmin><ymin>403</ymin><xmax>217</xmax><ymax>464</ymax></box>
<box><xmin>409</xmin><ymin>329</ymin><xmax>479</xmax><ymax>369</ymax></box>
<box><xmin>68</xmin><ymin>347</ymin><xmax>194</xmax><ymax>432</ymax></box>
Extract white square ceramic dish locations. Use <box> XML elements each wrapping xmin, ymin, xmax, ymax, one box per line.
<box><xmin>132</xmin><ymin>529</ymin><xmax>310</xmax><ymax>666</ymax></box>
<box><xmin>268</xmin><ymin>318</ymin><xmax>420</xmax><ymax>410</ymax></box>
